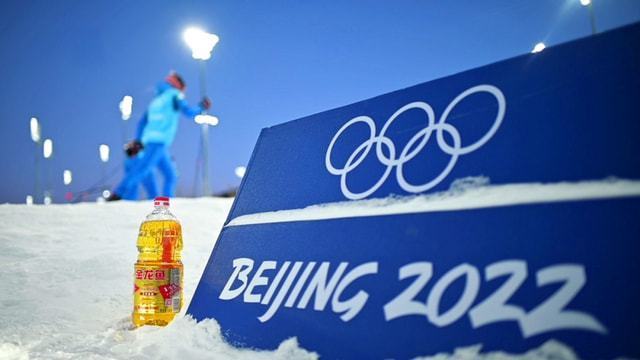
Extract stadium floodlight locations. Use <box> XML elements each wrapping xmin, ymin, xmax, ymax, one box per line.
<box><xmin>119</xmin><ymin>95</ymin><xmax>133</xmax><ymax>121</ymax></box>
<box><xmin>43</xmin><ymin>139</ymin><xmax>53</xmax><ymax>159</ymax></box>
<box><xmin>531</xmin><ymin>42</ymin><xmax>546</xmax><ymax>53</ymax></box>
<box><xmin>579</xmin><ymin>0</ymin><xmax>597</xmax><ymax>35</ymax></box>
<box><xmin>183</xmin><ymin>26</ymin><xmax>220</xmax><ymax>197</ymax></box>
<box><xmin>235</xmin><ymin>166</ymin><xmax>247</xmax><ymax>179</ymax></box>
<box><xmin>31</xmin><ymin>117</ymin><xmax>43</xmax><ymax>203</ymax></box>
<box><xmin>98</xmin><ymin>145</ymin><xmax>110</xmax><ymax>196</ymax></box>
<box><xmin>30</xmin><ymin>117</ymin><xmax>41</xmax><ymax>143</ymax></box>
<box><xmin>42</xmin><ymin>141</ymin><xmax>53</xmax><ymax>204</ymax></box>
<box><xmin>183</xmin><ymin>27</ymin><xmax>219</xmax><ymax>60</ymax></box>
<box><xmin>194</xmin><ymin>114</ymin><xmax>219</xmax><ymax>126</ymax></box>
<box><xmin>99</xmin><ymin>144</ymin><xmax>110</xmax><ymax>163</ymax></box>
<box><xmin>63</xmin><ymin>170</ymin><xmax>72</xmax><ymax>185</ymax></box>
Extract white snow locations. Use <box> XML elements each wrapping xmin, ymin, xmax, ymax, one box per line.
<box><xmin>0</xmin><ymin>198</ymin><xmax>316</xmax><ymax>360</ymax></box>
<box><xmin>0</xmin><ymin>195</ymin><xmax>625</xmax><ymax>359</ymax></box>
<box><xmin>413</xmin><ymin>340</ymin><xmax>579</xmax><ymax>360</ymax></box>
<box><xmin>227</xmin><ymin>177</ymin><xmax>640</xmax><ymax>226</ymax></box>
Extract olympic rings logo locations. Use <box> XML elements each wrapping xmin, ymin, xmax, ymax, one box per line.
<box><xmin>325</xmin><ymin>84</ymin><xmax>506</xmax><ymax>200</ymax></box>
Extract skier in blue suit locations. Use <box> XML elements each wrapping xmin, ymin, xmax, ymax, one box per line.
<box><xmin>120</xmin><ymin>141</ymin><xmax>157</xmax><ymax>200</ymax></box>
<box><xmin>108</xmin><ymin>72</ymin><xmax>210</xmax><ymax>201</ymax></box>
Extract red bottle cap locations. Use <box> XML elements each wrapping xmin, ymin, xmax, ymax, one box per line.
<box><xmin>154</xmin><ymin>197</ymin><xmax>170</xmax><ymax>207</ymax></box>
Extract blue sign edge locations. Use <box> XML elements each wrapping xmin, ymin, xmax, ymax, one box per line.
<box><xmin>221</xmin><ymin>21</ymin><xmax>639</xmax><ymax>227</ymax></box>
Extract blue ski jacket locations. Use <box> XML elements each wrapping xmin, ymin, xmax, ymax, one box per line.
<box><xmin>136</xmin><ymin>82</ymin><xmax>203</xmax><ymax>146</ymax></box>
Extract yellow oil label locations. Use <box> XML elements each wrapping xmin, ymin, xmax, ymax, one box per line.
<box><xmin>133</xmin><ymin>219</ymin><xmax>183</xmax><ymax>327</ymax></box>
<box><xmin>133</xmin><ymin>264</ymin><xmax>183</xmax><ymax>314</ymax></box>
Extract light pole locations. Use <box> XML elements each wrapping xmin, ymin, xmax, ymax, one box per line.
<box><xmin>63</xmin><ymin>169</ymin><xmax>73</xmax><ymax>203</ymax></box>
<box><xmin>580</xmin><ymin>0</ymin><xmax>597</xmax><ymax>35</ymax></box>
<box><xmin>99</xmin><ymin>144</ymin><xmax>110</xmax><ymax>195</ymax></box>
<box><xmin>119</xmin><ymin>95</ymin><xmax>133</xmax><ymax>145</ymax></box>
<box><xmin>43</xmin><ymin>138</ymin><xmax>53</xmax><ymax>204</ymax></box>
<box><xmin>30</xmin><ymin>117</ymin><xmax>42</xmax><ymax>203</ymax></box>
<box><xmin>183</xmin><ymin>27</ymin><xmax>219</xmax><ymax>197</ymax></box>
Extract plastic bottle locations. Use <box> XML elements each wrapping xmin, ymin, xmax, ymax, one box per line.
<box><xmin>132</xmin><ymin>196</ymin><xmax>183</xmax><ymax>327</ymax></box>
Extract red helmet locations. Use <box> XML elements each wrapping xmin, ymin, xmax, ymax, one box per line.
<box><xmin>165</xmin><ymin>72</ymin><xmax>186</xmax><ymax>91</ymax></box>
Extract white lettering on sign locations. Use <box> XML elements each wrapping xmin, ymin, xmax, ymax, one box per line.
<box><xmin>520</xmin><ymin>265</ymin><xmax>607</xmax><ymax>337</ymax></box>
<box><xmin>219</xmin><ymin>259</ymin><xmax>378</xmax><ymax>323</ymax></box>
<box><xmin>244</xmin><ymin>260</ymin><xmax>277</xmax><ymax>303</ymax></box>
<box><xmin>382</xmin><ymin>260</ymin><xmax>607</xmax><ymax>337</ymax></box>
<box><xmin>219</xmin><ymin>258</ymin><xmax>253</xmax><ymax>300</ymax></box>
<box><xmin>218</xmin><ymin>258</ymin><xmax>607</xmax><ymax>337</ymax></box>
<box><xmin>325</xmin><ymin>84</ymin><xmax>506</xmax><ymax>200</ymax></box>
<box><xmin>468</xmin><ymin>260</ymin><xmax>527</xmax><ymax>328</ymax></box>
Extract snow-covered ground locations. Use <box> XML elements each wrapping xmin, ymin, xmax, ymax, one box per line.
<box><xmin>0</xmin><ymin>195</ymin><xmax>633</xmax><ymax>359</ymax></box>
<box><xmin>0</xmin><ymin>198</ymin><xmax>315</xmax><ymax>360</ymax></box>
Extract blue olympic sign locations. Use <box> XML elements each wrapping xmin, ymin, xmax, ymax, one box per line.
<box><xmin>189</xmin><ymin>23</ymin><xmax>640</xmax><ymax>359</ymax></box>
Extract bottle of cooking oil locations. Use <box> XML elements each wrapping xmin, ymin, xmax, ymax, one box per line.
<box><xmin>132</xmin><ymin>196</ymin><xmax>183</xmax><ymax>327</ymax></box>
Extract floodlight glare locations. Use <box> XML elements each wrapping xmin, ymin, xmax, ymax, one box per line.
<box><xmin>43</xmin><ymin>139</ymin><xmax>53</xmax><ymax>158</ymax></box>
<box><xmin>30</xmin><ymin>117</ymin><xmax>41</xmax><ymax>143</ymax></box>
<box><xmin>63</xmin><ymin>170</ymin><xmax>72</xmax><ymax>185</ymax></box>
<box><xmin>183</xmin><ymin>27</ymin><xmax>219</xmax><ymax>60</ymax></box>
<box><xmin>99</xmin><ymin>144</ymin><xmax>110</xmax><ymax>163</ymax></box>
<box><xmin>195</xmin><ymin>114</ymin><xmax>219</xmax><ymax>126</ymax></box>
<box><xmin>235</xmin><ymin>166</ymin><xmax>247</xmax><ymax>179</ymax></box>
<box><xmin>580</xmin><ymin>0</ymin><xmax>591</xmax><ymax>6</ymax></box>
<box><xmin>119</xmin><ymin>95</ymin><xmax>133</xmax><ymax>121</ymax></box>
<box><xmin>531</xmin><ymin>42</ymin><xmax>546</xmax><ymax>53</ymax></box>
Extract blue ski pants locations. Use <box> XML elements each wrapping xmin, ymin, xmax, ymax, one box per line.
<box><xmin>121</xmin><ymin>156</ymin><xmax>157</xmax><ymax>200</ymax></box>
<box><xmin>116</xmin><ymin>143</ymin><xmax>177</xmax><ymax>200</ymax></box>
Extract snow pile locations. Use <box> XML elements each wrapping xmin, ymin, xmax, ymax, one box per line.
<box><xmin>414</xmin><ymin>340</ymin><xmax>579</xmax><ymax>360</ymax></box>
<box><xmin>0</xmin><ymin>198</ymin><xmax>317</xmax><ymax>360</ymax></box>
<box><xmin>227</xmin><ymin>177</ymin><xmax>640</xmax><ymax>226</ymax></box>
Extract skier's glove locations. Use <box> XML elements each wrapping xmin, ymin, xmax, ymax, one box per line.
<box><xmin>124</xmin><ymin>140</ymin><xmax>144</xmax><ymax>157</ymax></box>
<box><xmin>200</xmin><ymin>97</ymin><xmax>212</xmax><ymax>111</ymax></box>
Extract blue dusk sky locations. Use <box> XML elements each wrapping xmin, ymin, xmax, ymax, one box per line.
<box><xmin>1</xmin><ymin>0</ymin><xmax>639</xmax><ymax>203</ymax></box>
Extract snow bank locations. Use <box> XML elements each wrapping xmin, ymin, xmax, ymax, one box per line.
<box><xmin>0</xmin><ymin>195</ymin><xmax>630</xmax><ymax>359</ymax></box>
<box><xmin>0</xmin><ymin>198</ymin><xmax>317</xmax><ymax>360</ymax></box>
<box><xmin>227</xmin><ymin>177</ymin><xmax>640</xmax><ymax>226</ymax></box>
<box><xmin>413</xmin><ymin>340</ymin><xmax>579</xmax><ymax>360</ymax></box>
